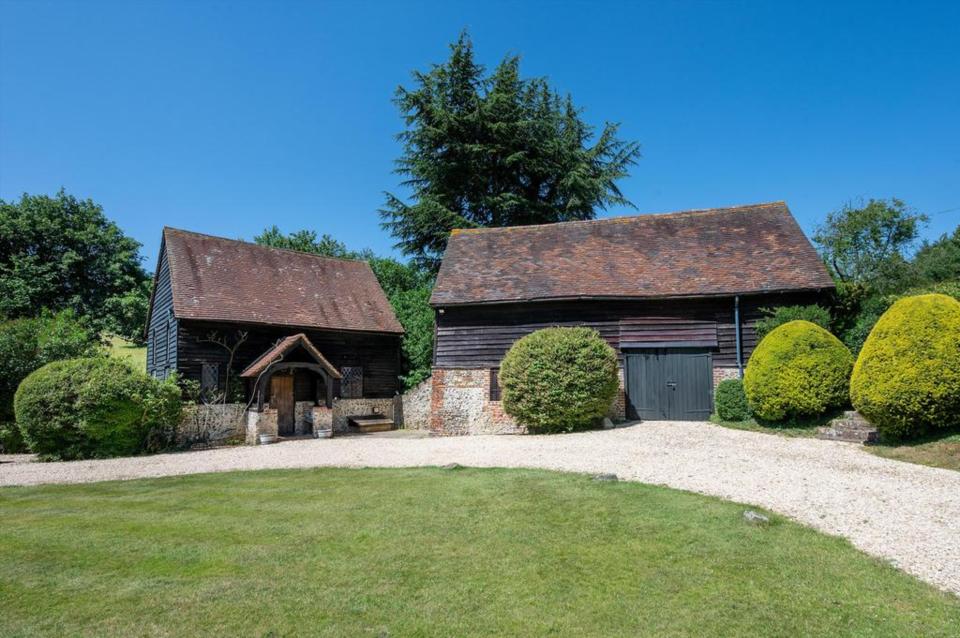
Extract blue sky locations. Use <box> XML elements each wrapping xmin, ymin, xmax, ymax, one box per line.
<box><xmin>1</xmin><ymin>0</ymin><xmax>958</xmax><ymax>269</ymax></box>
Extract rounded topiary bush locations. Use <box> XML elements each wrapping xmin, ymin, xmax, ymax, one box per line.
<box><xmin>499</xmin><ymin>327</ymin><xmax>619</xmax><ymax>433</ymax></box>
<box><xmin>714</xmin><ymin>378</ymin><xmax>750</xmax><ymax>421</ymax></box>
<box><xmin>743</xmin><ymin>320</ymin><xmax>853</xmax><ymax>422</ymax></box>
<box><xmin>850</xmin><ymin>294</ymin><xmax>960</xmax><ymax>439</ymax></box>
<box><xmin>14</xmin><ymin>357</ymin><xmax>182</xmax><ymax>460</ymax></box>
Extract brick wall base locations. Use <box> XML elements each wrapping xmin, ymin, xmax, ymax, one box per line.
<box><xmin>712</xmin><ymin>366</ymin><xmax>741</xmax><ymax>389</ymax></box>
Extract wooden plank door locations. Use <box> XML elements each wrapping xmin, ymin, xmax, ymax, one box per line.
<box><xmin>625</xmin><ymin>349</ymin><xmax>712</xmax><ymax>421</ymax></box>
<box><xmin>626</xmin><ymin>351</ymin><xmax>666</xmax><ymax>420</ymax></box>
<box><xmin>270</xmin><ymin>375</ymin><xmax>295</xmax><ymax>436</ymax></box>
<box><xmin>670</xmin><ymin>349</ymin><xmax>713</xmax><ymax>420</ymax></box>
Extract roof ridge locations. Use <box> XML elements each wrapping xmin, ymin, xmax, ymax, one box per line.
<box><xmin>163</xmin><ymin>226</ymin><xmax>373</xmax><ymax>267</ymax></box>
<box><xmin>449</xmin><ymin>201</ymin><xmax>788</xmax><ymax>236</ymax></box>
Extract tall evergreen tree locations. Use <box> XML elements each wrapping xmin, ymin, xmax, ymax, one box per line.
<box><xmin>381</xmin><ymin>32</ymin><xmax>641</xmax><ymax>271</ymax></box>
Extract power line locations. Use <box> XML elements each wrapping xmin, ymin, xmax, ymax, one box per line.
<box><xmin>930</xmin><ymin>206</ymin><xmax>960</xmax><ymax>217</ymax></box>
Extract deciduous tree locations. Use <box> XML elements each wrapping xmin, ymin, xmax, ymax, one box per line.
<box><xmin>0</xmin><ymin>190</ymin><xmax>150</xmax><ymax>341</ymax></box>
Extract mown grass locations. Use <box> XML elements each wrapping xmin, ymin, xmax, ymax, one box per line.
<box><xmin>1</xmin><ymin>467</ymin><xmax>958</xmax><ymax>636</ymax></box>
<box><xmin>105</xmin><ymin>335</ymin><xmax>146</xmax><ymax>371</ymax></box>
<box><xmin>708</xmin><ymin>413</ymin><xmax>832</xmax><ymax>438</ymax></box>
<box><xmin>868</xmin><ymin>431</ymin><xmax>960</xmax><ymax>472</ymax></box>
<box><xmin>711</xmin><ymin>413</ymin><xmax>960</xmax><ymax>473</ymax></box>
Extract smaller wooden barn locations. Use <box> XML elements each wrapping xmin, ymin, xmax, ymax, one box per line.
<box><xmin>145</xmin><ymin>228</ymin><xmax>403</xmax><ymax>441</ymax></box>
<box><xmin>427</xmin><ymin>201</ymin><xmax>835</xmax><ymax>434</ymax></box>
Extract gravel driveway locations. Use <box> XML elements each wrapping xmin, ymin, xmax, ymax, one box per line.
<box><xmin>2</xmin><ymin>421</ymin><xmax>959</xmax><ymax>596</ymax></box>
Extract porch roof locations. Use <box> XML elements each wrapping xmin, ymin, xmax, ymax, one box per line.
<box><xmin>239</xmin><ymin>333</ymin><xmax>341</xmax><ymax>379</ymax></box>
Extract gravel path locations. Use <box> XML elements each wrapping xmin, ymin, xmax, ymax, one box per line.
<box><xmin>2</xmin><ymin>421</ymin><xmax>959</xmax><ymax>596</ymax></box>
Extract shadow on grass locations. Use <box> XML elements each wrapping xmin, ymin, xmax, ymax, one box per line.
<box><xmin>709</xmin><ymin>409</ymin><xmax>845</xmax><ymax>439</ymax></box>
<box><xmin>867</xmin><ymin>427</ymin><xmax>960</xmax><ymax>472</ymax></box>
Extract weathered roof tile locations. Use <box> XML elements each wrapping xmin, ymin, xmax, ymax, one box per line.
<box><xmin>430</xmin><ymin>202</ymin><xmax>833</xmax><ymax>306</ymax></box>
<box><xmin>163</xmin><ymin>228</ymin><xmax>403</xmax><ymax>334</ymax></box>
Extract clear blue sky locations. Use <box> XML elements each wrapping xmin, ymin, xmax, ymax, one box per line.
<box><xmin>1</xmin><ymin>0</ymin><xmax>958</xmax><ymax>269</ymax></box>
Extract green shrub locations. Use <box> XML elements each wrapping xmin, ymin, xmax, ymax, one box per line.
<box><xmin>714</xmin><ymin>379</ymin><xmax>750</xmax><ymax>421</ymax></box>
<box><xmin>0</xmin><ymin>421</ymin><xmax>24</xmax><ymax>454</ymax></box>
<box><xmin>850</xmin><ymin>294</ymin><xmax>960</xmax><ymax>439</ymax></box>
<box><xmin>755</xmin><ymin>305</ymin><xmax>832</xmax><ymax>341</ymax></box>
<box><xmin>0</xmin><ymin>310</ymin><xmax>100</xmax><ymax>452</ymax></box>
<box><xmin>0</xmin><ymin>310</ymin><xmax>99</xmax><ymax>421</ymax></box>
<box><xmin>499</xmin><ymin>327</ymin><xmax>619</xmax><ymax>433</ymax></box>
<box><xmin>14</xmin><ymin>358</ymin><xmax>182</xmax><ymax>460</ymax></box>
<box><xmin>743</xmin><ymin>321</ymin><xmax>853</xmax><ymax>422</ymax></box>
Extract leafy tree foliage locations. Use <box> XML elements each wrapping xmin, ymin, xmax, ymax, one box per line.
<box><xmin>381</xmin><ymin>32</ymin><xmax>642</xmax><ymax>271</ymax></box>
<box><xmin>254</xmin><ymin>226</ymin><xmax>434</xmax><ymax>389</ymax></box>
<box><xmin>0</xmin><ymin>191</ymin><xmax>151</xmax><ymax>341</ymax></box>
<box><xmin>813</xmin><ymin>198</ymin><xmax>927</xmax><ymax>291</ymax></box>
<box><xmin>755</xmin><ymin>304</ymin><xmax>832</xmax><ymax>340</ymax></box>
<box><xmin>912</xmin><ymin>226</ymin><xmax>960</xmax><ymax>283</ymax></box>
<box><xmin>389</xmin><ymin>286</ymin><xmax>434</xmax><ymax>388</ymax></box>
<box><xmin>254</xmin><ymin>226</ymin><xmax>356</xmax><ymax>258</ymax></box>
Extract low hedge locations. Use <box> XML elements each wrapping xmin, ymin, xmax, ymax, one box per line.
<box><xmin>14</xmin><ymin>357</ymin><xmax>182</xmax><ymax>460</ymax></box>
<box><xmin>743</xmin><ymin>320</ymin><xmax>853</xmax><ymax>422</ymax></box>
<box><xmin>499</xmin><ymin>327</ymin><xmax>619</xmax><ymax>433</ymax></box>
<box><xmin>0</xmin><ymin>309</ymin><xmax>99</xmax><ymax>451</ymax></box>
<box><xmin>850</xmin><ymin>294</ymin><xmax>960</xmax><ymax>439</ymax></box>
<box><xmin>714</xmin><ymin>378</ymin><xmax>750</xmax><ymax>421</ymax></box>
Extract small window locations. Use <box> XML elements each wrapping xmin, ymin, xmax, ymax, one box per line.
<box><xmin>201</xmin><ymin>362</ymin><xmax>220</xmax><ymax>395</ymax></box>
<box><xmin>341</xmin><ymin>366</ymin><xmax>363</xmax><ymax>398</ymax></box>
<box><xmin>489</xmin><ymin>368</ymin><xmax>501</xmax><ymax>401</ymax></box>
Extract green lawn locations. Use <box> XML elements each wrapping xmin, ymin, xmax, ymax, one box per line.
<box><xmin>868</xmin><ymin>431</ymin><xmax>960</xmax><ymax>472</ymax></box>
<box><xmin>710</xmin><ymin>414</ymin><xmax>960</xmax><ymax>473</ymax></box>
<box><xmin>105</xmin><ymin>335</ymin><xmax>146</xmax><ymax>371</ymax></box>
<box><xmin>2</xmin><ymin>468</ymin><xmax>957</xmax><ymax>636</ymax></box>
<box><xmin>709</xmin><ymin>414</ymin><xmax>824</xmax><ymax>438</ymax></box>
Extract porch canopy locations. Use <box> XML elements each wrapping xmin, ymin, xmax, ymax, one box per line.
<box><xmin>240</xmin><ymin>333</ymin><xmax>341</xmax><ymax>410</ymax></box>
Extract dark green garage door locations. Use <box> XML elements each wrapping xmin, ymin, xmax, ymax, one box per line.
<box><xmin>625</xmin><ymin>348</ymin><xmax>713</xmax><ymax>421</ymax></box>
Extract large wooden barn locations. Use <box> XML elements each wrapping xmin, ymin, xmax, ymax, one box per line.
<box><xmin>145</xmin><ymin>228</ymin><xmax>403</xmax><ymax>440</ymax></box>
<box><xmin>427</xmin><ymin>202</ymin><xmax>835</xmax><ymax>434</ymax></box>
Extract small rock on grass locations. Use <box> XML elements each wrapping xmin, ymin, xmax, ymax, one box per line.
<box><xmin>592</xmin><ymin>473</ymin><xmax>618</xmax><ymax>482</ymax></box>
<box><xmin>743</xmin><ymin>510</ymin><xmax>770</xmax><ymax>524</ymax></box>
<box><xmin>441</xmin><ymin>463</ymin><xmax>462</xmax><ymax>470</ymax></box>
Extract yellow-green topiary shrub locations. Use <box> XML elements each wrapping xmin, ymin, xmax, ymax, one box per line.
<box><xmin>743</xmin><ymin>320</ymin><xmax>853</xmax><ymax>422</ymax></box>
<box><xmin>850</xmin><ymin>294</ymin><xmax>960</xmax><ymax>439</ymax></box>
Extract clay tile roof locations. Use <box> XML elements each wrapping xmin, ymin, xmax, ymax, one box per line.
<box><xmin>239</xmin><ymin>333</ymin><xmax>341</xmax><ymax>379</ymax></box>
<box><xmin>163</xmin><ymin>228</ymin><xmax>403</xmax><ymax>334</ymax></box>
<box><xmin>430</xmin><ymin>202</ymin><xmax>834</xmax><ymax>306</ymax></box>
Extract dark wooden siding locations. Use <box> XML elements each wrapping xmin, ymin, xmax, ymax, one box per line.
<box><xmin>176</xmin><ymin>320</ymin><xmax>401</xmax><ymax>399</ymax></box>
<box><xmin>434</xmin><ymin>292</ymin><xmax>825</xmax><ymax>370</ymax></box>
<box><xmin>146</xmin><ymin>244</ymin><xmax>178</xmax><ymax>378</ymax></box>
